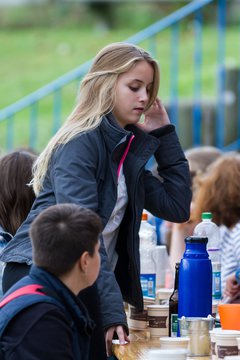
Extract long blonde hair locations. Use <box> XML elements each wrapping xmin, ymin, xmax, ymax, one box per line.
<box><xmin>32</xmin><ymin>42</ymin><xmax>160</xmax><ymax>195</ymax></box>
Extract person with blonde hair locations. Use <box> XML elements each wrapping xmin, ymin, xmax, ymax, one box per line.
<box><xmin>192</xmin><ymin>153</ymin><xmax>240</xmax><ymax>300</ymax></box>
<box><xmin>0</xmin><ymin>42</ymin><xmax>191</xmax><ymax>358</ymax></box>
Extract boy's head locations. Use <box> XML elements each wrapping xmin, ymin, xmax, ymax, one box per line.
<box><xmin>30</xmin><ymin>204</ymin><xmax>102</xmax><ymax>279</ymax></box>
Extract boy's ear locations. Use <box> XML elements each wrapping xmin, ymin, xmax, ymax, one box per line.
<box><xmin>79</xmin><ymin>251</ymin><xmax>89</xmax><ymax>273</ymax></box>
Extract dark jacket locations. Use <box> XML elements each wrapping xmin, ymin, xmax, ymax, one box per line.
<box><xmin>0</xmin><ymin>227</ymin><xmax>12</xmax><ymax>297</ymax></box>
<box><xmin>0</xmin><ymin>226</ymin><xmax>12</xmax><ymax>244</ymax></box>
<box><xmin>0</xmin><ymin>114</ymin><xmax>191</xmax><ymax>328</ymax></box>
<box><xmin>0</xmin><ymin>265</ymin><xmax>95</xmax><ymax>360</ymax></box>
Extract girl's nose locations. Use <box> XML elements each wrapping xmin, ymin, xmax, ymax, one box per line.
<box><xmin>139</xmin><ymin>88</ymin><xmax>149</xmax><ymax>102</ymax></box>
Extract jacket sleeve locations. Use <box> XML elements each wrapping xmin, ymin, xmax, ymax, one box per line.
<box><xmin>97</xmin><ymin>242</ymin><xmax>128</xmax><ymax>331</ymax></box>
<box><xmin>51</xmin><ymin>137</ymin><xmax>128</xmax><ymax>331</ymax></box>
<box><xmin>144</xmin><ymin>125</ymin><xmax>192</xmax><ymax>222</ymax></box>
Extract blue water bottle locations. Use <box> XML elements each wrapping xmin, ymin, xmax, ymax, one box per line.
<box><xmin>178</xmin><ymin>236</ymin><xmax>212</xmax><ymax>319</ymax></box>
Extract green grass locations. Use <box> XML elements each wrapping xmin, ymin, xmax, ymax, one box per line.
<box><xmin>0</xmin><ymin>26</ymin><xmax>136</xmax><ymax>152</ymax></box>
<box><xmin>1</xmin><ymin>24</ymin><xmax>239</xmax><ymax>108</ymax></box>
<box><xmin>0</xmin><ymin>27</ymin><xmax>133</xmax><ymax>108</ymax></box>
<box><xmin>0</xmin><ymin>23</ymin><xmax>240</xmax><ymax>153</ymax></box>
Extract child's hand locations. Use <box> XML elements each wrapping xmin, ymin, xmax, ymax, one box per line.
<box><xmin>137</xmin><ymin>98</ymin><xmax>170</xmax><ymax>133</ymax></box>
<box><xmin>224</xmin><ymin>272</ymin><xmax>240</xmax><ymax>299</ymax></box>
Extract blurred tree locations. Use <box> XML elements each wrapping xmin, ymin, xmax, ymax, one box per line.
<box><xmin>87</xmin><ymin>1</ymin><xmax>115</xmax><ymax>29</ymax></box>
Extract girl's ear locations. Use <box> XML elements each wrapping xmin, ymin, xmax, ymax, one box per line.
<box><xmin>79</xmin><ymin>251</ymin><xmax>89</xmax><ymax>273</ymax></box>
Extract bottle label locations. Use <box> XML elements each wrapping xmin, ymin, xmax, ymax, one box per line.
<box><xmin>140</xmin><ymin>273</ymin><xmax>156</xmax><ymax>298</ymax></box>
<box><xmin>148</xmin><ymin>315</ymin><xmax>168</xmax><ymax>329</ymax></box>
<box><xmin>212</xmin><ymin>270</ymin><xmax>221</xmax><ymax>299</ymax></box>
<box><xmin>217</xmin><ymin>345</ymin><xmax>238</xmax><ymax>358</ymax></box>
<box><xmin>171</xmin><ymin>314</ymin><xmax>178</xmax><ymax>337</ymax></box>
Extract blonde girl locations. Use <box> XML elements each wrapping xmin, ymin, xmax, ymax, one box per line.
<box><xmin>1</xmin><ymin>42</ymin><xmax>191</xmax><ymax>358</ymax></box>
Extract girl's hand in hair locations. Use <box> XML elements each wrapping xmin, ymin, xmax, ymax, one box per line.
<box><xmin>137</xmin><ymin>98</ymin><xmax>170</xmax><ymax>133</ymax></box>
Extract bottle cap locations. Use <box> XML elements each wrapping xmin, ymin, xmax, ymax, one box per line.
<box><xmin>202</xmin><ymin>212</ymin><xmax>212</xmax><ymax>220</ymax></box>
<box><xmin>185</xmin><ymin>236</ymin><xmax>208</xmax><ymax>244</ymax></box>
<box><xmin>142</xmin><ymin>213</ymin><xmax>148</xmax><ymax>221</ymax></box>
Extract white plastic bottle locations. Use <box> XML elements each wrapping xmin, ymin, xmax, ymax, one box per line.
<box><xmin>139</xmin><ymin>211</ymin><xmax>157</xmax><ymax>246</ymax></box>
<box><xmin>193</xmin><ymin>212</ymin><xmax>221</xmax><ymax>301</ymax></box>
<box><xmin>139</xmin><ymin>212</ymin><xmax>157</xmax><ymax>299</ymax></box>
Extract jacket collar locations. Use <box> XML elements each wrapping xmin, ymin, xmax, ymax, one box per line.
<box><xmin>100</xmin><ymin>113</ymin><xmax>131</xmax><ymax>163</ymax></box>
<box><xmin>100</xmin><ymin>113</ymin><xmax>160</xmax><ymax>164</ymax></box>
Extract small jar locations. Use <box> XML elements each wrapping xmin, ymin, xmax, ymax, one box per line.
<box><xmin>179</xmin><ymin>316</ymin><xmax>214</xmax><ymax>357</ymax></box>
<box><xmin>148</xmin><ymin>348</ymin><xmax>187</xmax><ymax>360</ymax></box>
<box><xmin>215</xmin><ymin>330</ymin><xmax>240</xmax><ymax>359</ymax></box>
<box><xmin>147</xmin><ymin>304</ymin><xmax>169</xmax><ymax>337</ymax></box>
<box><xmin>127</xmin><ymin>304</ymin><xmax>148</xmax><ymax>330</ymax></box>
<box><xmin>156</xmin><ymin>288</ymin><xmax>173</xmax><ymax>305</ymax></box>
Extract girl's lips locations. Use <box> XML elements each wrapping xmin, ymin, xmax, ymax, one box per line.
<box><xmin>133</xmin><ymin>107</ymin><xmax>144</xmax><ymax>113</ymax></box>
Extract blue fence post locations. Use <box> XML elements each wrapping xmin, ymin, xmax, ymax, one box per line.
<box><xmin>146</xmin><ymin>35</ymin><xmax>158</xmax><ymax>171</ymax></box>
<box><xmin>192</xmin><ymin>9</ymin><xmax>203</xmax><ymax>146</ymax></box>
<box><xmin>6</xmin><ymin>115</ymin><xmax>14</xmax><ymax>151</ymax></box>
<box><xmin>216</xmin><ymin>0</ymin><xmax>226</xmax><ymax>149</ymax></box>
<box><xmin>148</xmin><ymin>35</ymin><xmax>157</xmax><ymax>58</ymax></box>
<box><xmin>52</xmin><ymin>88</ymin><xmax>62</xmax><ymax>135</ymax></box>
<box><xmin>29</xmin><ymin>102</ymin><xmax>38</xmax><ymax>150</ymax></box>
<box><xmin>238</xmin><ymin>18</ymin><xmax>240</xmax><ymax>149</ymax></box>
<box><xmin>238</xmin><ymin>68</ymin><xmax>240</xmax><ymax>148</ymax></box>
<box><xmin>169</xmin><ymin>23</ymin><xmax>179</xmax><ymax>129</ymax></box>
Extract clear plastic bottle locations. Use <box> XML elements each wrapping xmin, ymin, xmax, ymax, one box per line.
<box><xmin>193</xmin><ymin>212</ymin><xmax>221</xmax><ymax>301</ymax></box>
<box><xmin>139</xmin><ymin>212</ymin><xmax>157</xmax><ymax>247</ymax></box>
<box><xmin>139</xmin><ymin>212</ymin><xmax>157</xmax><ymax>299</ymax></box>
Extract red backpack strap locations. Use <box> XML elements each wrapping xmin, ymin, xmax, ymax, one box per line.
<box><xmin>0</xmin><ymin>284</ymin><xmax>45</xmax><ymax>308</ymax></box>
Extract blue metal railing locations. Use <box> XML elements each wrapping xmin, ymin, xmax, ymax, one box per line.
<box><xmin>125</xmin><ymin>0</ymin><xmax>214</xmax><ymax>44</ymax></box>
<box><xmin>192</xmin><ymin>9</ymin><xmax>203</xmax><ymax>146</ymax></box>
<box><xmin>0</xmin><ymin>0</ymin><xmax>239</xmax><ymax>153</ymax></box>
<box><xmin>169</xmin><ymin>22</ymin><xmax>180</xmax><ymax>128</ymax></box>
<box><xmin>216</xmin><ymin>0</ymin><xmax>227</xmax><ymax>149</ymax></box>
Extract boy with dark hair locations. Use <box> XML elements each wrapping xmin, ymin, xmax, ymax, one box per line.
<box><xmin>0</xmin><ymin>203</ymin><xmax>102</xmax><ymax>360</ymax></box>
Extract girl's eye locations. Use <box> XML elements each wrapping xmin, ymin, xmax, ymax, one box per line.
<box><xmin>129</xmin><ymin>86</ymin><xmax>139</xmax><ymax>92</ymax></box>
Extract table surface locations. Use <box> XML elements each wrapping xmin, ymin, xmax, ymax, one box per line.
<box><xmin>112</xmin><ymin>330</ymin><xmax>211</xmax><ymax>360</ymax></box>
